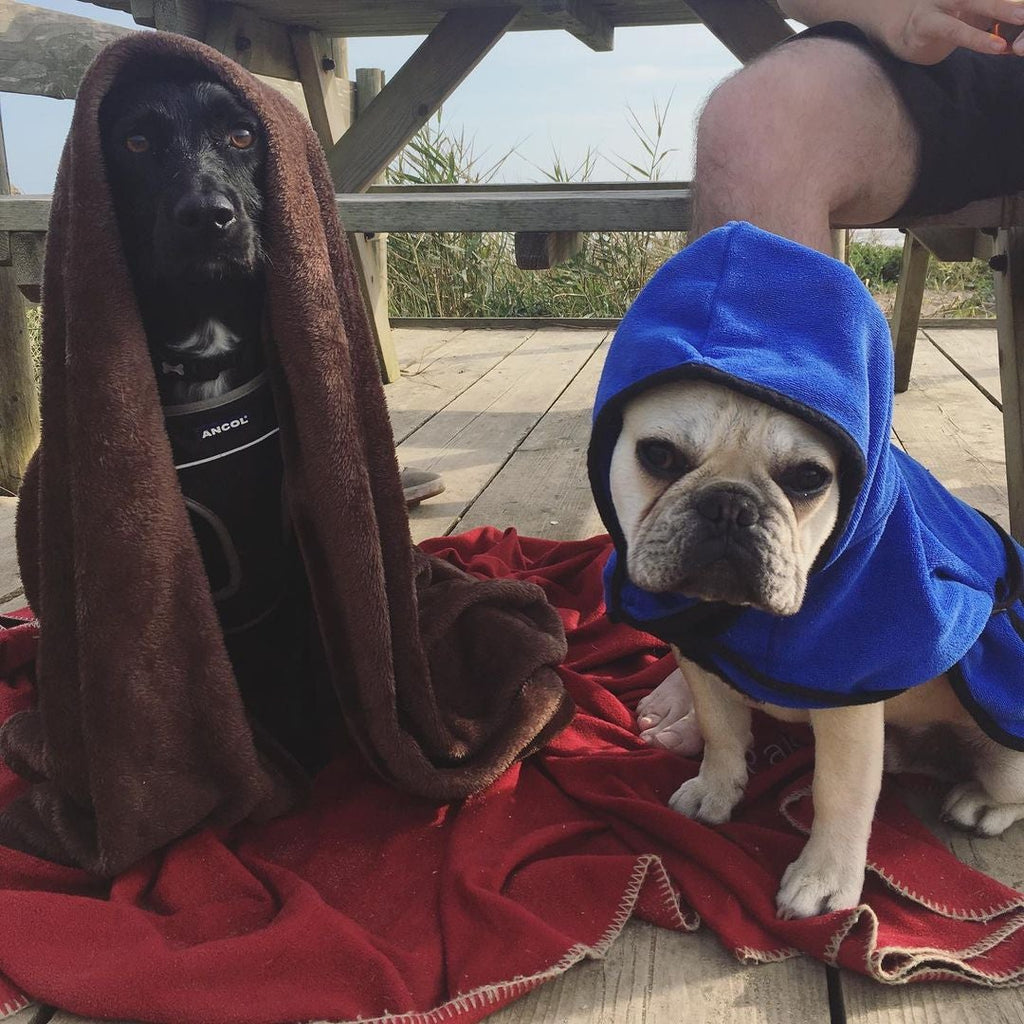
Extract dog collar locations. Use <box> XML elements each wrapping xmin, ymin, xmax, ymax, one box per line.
<box><xmin>156</xmin><ymin>351</ymin><xmax>241</xmax><ymax>382</ymax></box>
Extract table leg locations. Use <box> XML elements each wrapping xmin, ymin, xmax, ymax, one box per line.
<box><xmin>992</xmin><ymin>228</ymin><xmax>1024</xmax><ymax>539</ymax></box>
<box><xmin>291</xmin><ymin>29</ymin><xmax>400</xmax><ymax>382</ymax></box>
<box><xmin>892</xmin><ymin>233</ymin><xmax>929</xmax><ymax>394</ymax></box>
<box><xmin>326</xmin><ymin>7</ymin><xmax>520</xmax><ymax>194</ymax></box>
<box><xmin>0</xmin><ymin>106</ymin><xmax>39</xmax><ymax>492</ymax></box>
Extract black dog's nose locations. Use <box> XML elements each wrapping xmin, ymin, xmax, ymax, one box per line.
<box><xmin>173</xmin><ymin>193</ymin><xmax>236</xmax><ymax>232</ymax></box>
<box><xmin>696</xmin><ymin>488</ymin><xmax>760</xmax><ymax>529</ymax></box>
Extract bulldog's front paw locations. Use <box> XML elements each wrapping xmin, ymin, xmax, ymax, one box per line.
<box><xmin>775</xmin><ymin>843</ymin><xmax>865</xmax><ymax>919</ymax></box>
<box><xmin>669</xmin><ymin>773</ymin><xmax>743</xmax><ymax>824</ymax></box>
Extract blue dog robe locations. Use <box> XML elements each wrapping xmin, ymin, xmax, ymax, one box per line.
<box><xmin>588</xmin><ymin>222</ymin><xmax>1024</xmax><ymax>749</ymax></box>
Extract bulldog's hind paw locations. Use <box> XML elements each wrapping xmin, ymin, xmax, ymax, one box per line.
<box><xmin>942</xmin><ymin>781</ymin><xmax>1024</xmax><ymax>837</ymax></box>
<box><xmin>669</xmin><ymin>773</ymin><xmax>742</xmax><ymax>825</ymax></box>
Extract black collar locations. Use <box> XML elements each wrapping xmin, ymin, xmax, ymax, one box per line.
<box><xmin>155</xmin><ymin>350</ymin><xmax>241</xmax><ymax>382</ymax></box>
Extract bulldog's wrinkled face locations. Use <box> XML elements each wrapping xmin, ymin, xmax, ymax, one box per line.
<box><xmin>609</xmin><ymin>379</ymin><xmax>842</xmax><ymax>616</ymax></box>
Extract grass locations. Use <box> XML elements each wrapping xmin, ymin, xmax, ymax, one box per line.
<box><xmin>383</xmin><ymin>105</ymin><xmax>686</xmax><ymax>319</ymax></box>
<box><xmin>848</xmin><ymin>241</ymin><xmax>994</xmax><ymax>319</ymax></box>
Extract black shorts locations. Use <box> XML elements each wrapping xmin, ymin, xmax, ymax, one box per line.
<box><xmin>790</xmin><ymin>21</ymin><xmax>1024</xmax><ymax>217</ymax></box>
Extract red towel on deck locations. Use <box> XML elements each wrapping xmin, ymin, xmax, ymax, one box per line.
<box><xmin>0</xmin><ymin>529</ymin><xmax>1022</xmax><ymax>1023</ymax></box>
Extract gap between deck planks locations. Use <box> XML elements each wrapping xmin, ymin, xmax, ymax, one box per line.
<box><xmin>386</xmin><ymin>325</ymin><xmax>536</xmax><ymax>443</ymax></box>
<box><xmin>923</xmin><ymin>326</ymin><xmax>1003</xmax><ymax>409</ymax></box>
<box><xmin>455</xmin><ymin>334</ymin><xmax>610</xmax><ymax>539</ymax></box>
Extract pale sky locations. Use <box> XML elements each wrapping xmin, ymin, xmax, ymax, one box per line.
<box><xmin>2</xmin><ymin>0</ymin><xmax>746</xmax><ymax>192</ymax></box>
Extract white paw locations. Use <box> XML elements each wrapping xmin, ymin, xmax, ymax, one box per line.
<box><xmin>942</xmin><ymin>781</ymin><xmax>1024</xmax><ymax>837</ymax></box>
<box><xmin>669</xmin><ymin>773</ymin><xmax>742</xmax><ymax>824</ymax></box>
<box><xmin>775</xmin><ymin>844</ymin><xmax>865</xmax><ymax>919</ymax></box>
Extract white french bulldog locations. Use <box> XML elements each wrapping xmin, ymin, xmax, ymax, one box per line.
<box><xmin>610</xmin><ymin>377</ymin><xmax>1024</xmax><ymax>920</ymax></box>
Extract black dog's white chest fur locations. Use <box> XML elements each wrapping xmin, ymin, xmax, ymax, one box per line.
<box><xmin>156</xmin><ymin>316</ymin><xmax>257</xmax><ymax>404</ymax></box>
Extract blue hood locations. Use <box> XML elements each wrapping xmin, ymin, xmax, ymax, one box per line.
<box><xmin>588</xmin><ymin>223</ymin><xmax>1024</xmax><ymax>748</ymax></box>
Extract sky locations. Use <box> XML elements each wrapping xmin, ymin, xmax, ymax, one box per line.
<box><xmin>1</xmin><ymin>0</ymin><xmax>746</xmax><ymax>192</ymax></box>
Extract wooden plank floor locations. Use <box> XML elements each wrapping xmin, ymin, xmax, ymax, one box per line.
<box><xmin>397</xmin><ymin>324</ymin><xmax>1024</xmax><ymax>1024</ymax></box>
<box><xmin>1</xmin><ymin>325</ymin><xmax>1023</xmax><ymax>1023</ymax></box>
<box><xmin>0</xmin><ymin>497</ymin><xmax>19</xmax><ymax>614</ymax></box>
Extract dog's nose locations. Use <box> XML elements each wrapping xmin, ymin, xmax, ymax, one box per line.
<box><xmin>173</xmin><ymin>193</ymin><xmax>236</xmax><ymax>232</ymax></box>
<box><xmin>696</xmin><ymin>488</ymin><xmax>760</xmax><ymax>529</ymax></box>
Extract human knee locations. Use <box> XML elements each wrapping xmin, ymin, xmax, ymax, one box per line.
<box><xmin>696</xmin><ymin>39</ymin><xmax>899</xmax><ymax>180</ymax></box>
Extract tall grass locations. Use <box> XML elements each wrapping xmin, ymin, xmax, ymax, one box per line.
<box><xmin>384</xmin><ymin>104</ymin><xmax>686</xmax><ymax>318</ymax></box>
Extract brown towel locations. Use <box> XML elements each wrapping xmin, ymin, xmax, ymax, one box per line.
<box><xmin>0</xmin><ymin>32</ymin><xmax>572</xmax><ymax>877</ymax></box>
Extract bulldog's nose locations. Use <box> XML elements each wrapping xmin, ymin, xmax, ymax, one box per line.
<box><xmin>696</xmin><ymin>487</ymin><xmax>760</xmax><ymax>529</ymax></box>
<box><xmin>173</xmin><ymin>192</ymin><xmax>236</xmax><ymax>232</ymax></box>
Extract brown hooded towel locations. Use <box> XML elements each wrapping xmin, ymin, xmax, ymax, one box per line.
<box><xmin>0</xmin><ymin>32</ymin><xmax>572</xmax><ymax>877</ymax></box>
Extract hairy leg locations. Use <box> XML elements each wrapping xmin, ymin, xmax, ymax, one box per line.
<box><xmin>691</xmin><ymin>38</ymin><xmax>920</xmax><ymax>253</ymax></box>
<box><xmin>668</xmin><ymin>656</ymin><xmax>752</xmax><ymax>824</ymax></box>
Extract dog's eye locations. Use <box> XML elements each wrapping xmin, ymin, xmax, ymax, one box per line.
<box><xmin>228</xmin><ymin>126</ymin><xmax>255</xmax><ymax>150</ymax></box>
<box><xmin>637</xmin><ymin>439</ymin><xmax>689</xmax><ymax>480</ymax></box>
<box><xmin>125</xmin><ymin>134</ymin><xmax>150</xmax><ymax>154</ymax></box>
<box><xmin>776</xmin><ymin>461</ymin><xmax>832</xmax><ymax>498</ymax></box>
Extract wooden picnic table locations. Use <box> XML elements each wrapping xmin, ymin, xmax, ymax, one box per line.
<box><xmin>0</xmin><ymin>0</ymin><xmax>793</xmax><ymax>482</ymax></box>
<box><xmin>67</xmin><ymin>0</ymin><xmax>795</xmax><ymax>207</ymax></box>
<box><xmin>4</xmin><ymin>0</ymin><xmax>1024</xmax><ymax>535</ymax></box>
<box><xmin>0</xmin><ymin>0</ymin><xmax>795</xmax><ymax>319</ymax></box>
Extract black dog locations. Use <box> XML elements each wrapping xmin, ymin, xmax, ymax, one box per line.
<box><xmin>100</xmin><ymin>76</ymin><xmax>327</xmax><ymax>773</ymax></box>
<box><xmin>101</xmin><ymin>76</ymin><xmax>266</xmax><ymax>404</ymax></box>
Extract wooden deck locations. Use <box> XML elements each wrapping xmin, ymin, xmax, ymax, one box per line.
<box><xmin>2</xmin><ymin>324</ymin><xmax>1024</xmax><ymax>1023</ymax></box>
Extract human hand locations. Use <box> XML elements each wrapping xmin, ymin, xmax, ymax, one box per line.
<box><xmin>881</xmin><ymin>0</ymin><xmax>1024</xmax><ymax>63</ymax></box>
<box><xmin>780</xmin><ymin>0</ymin><xmax>1024</xmax><ymax>64</ymax></box>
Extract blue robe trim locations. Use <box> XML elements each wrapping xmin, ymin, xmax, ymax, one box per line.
<box><xmin>587</xmin><ymin>222</ymin><xmax>1024</xmax><ymax>749</ymax></box>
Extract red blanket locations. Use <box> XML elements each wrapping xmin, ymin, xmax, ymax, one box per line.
<box><xmin>0</xmin><ymin>529</ymin><xmax>1022</xmax><ymax>1022</ymax></box>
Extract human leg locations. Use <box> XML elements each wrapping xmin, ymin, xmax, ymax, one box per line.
<box><xmin>691</xmin><ymin>33</ymin><xmax>920</xmax><ymax>253</ymax></box>
<box><xmin>636</xmin><ymin>666</ymin><xmax>704</xmax><ymax>756</ymax></box>
<box><xmin>693</xmin><ymin>20</ymin><xmax>1024</xmax><ymax>252</ymax></box>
